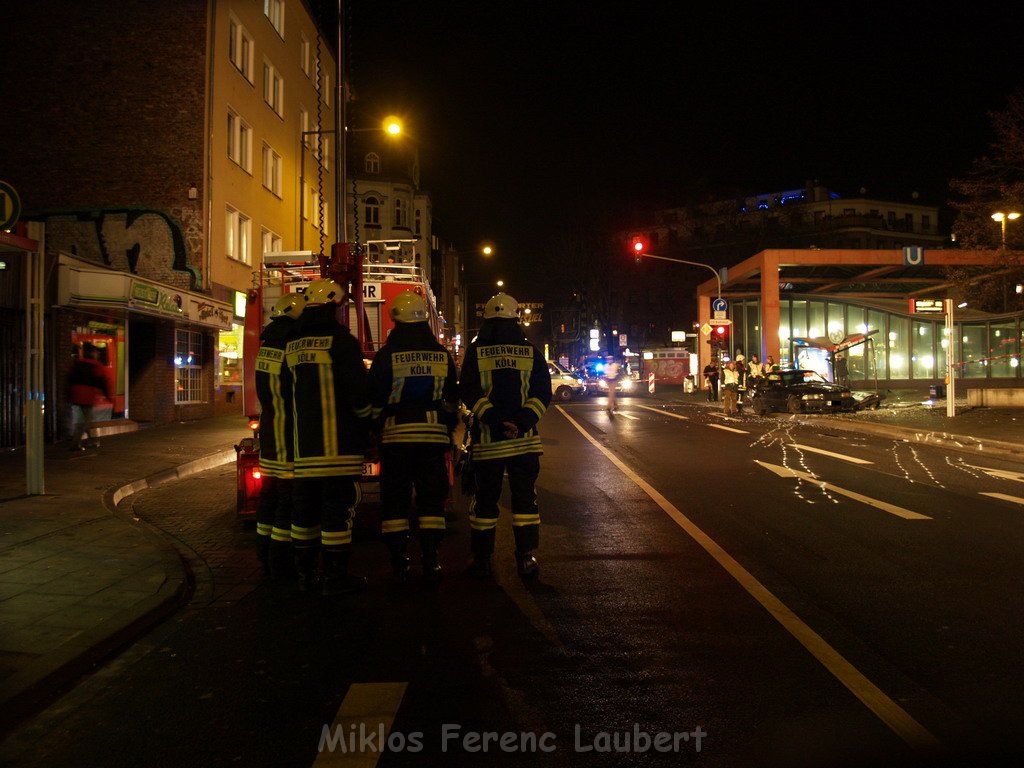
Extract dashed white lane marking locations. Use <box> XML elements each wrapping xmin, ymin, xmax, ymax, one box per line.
<box><xmin>966</xmin><ymin>465</ymin><xmax>1024</xmax><ymax>482</ymax></box>
<box><xmin>709</xmin><ymin>423</ymin><xmax>750</xmax><ymax>434</ymax></box>
<box><xmin>756</xmin><ymin>461</ymin><xmax>931</xmax><ymax>520</ymax></box>
<box><xmin>633</xmin><ymin>404</ymin><xmax>689</xmax><ymax>420</ymax></box>
<box><xmin>790</xmin><ymin>443</ymin><xmax>874</xmax><ymax>465</ymax></box>
<box><xmin>314</xmin><ymin>683</ymin><xmax>407</xmax><ymax>767</ymax></box>
<box><xmin>556</xmin><ymin>406</ymin><xmax>940</xmax><ymax>752</ymax></box>
<box><xmin>615</xmin><ymin>411</ymin><xmax>640</xmax><ymax>420</ymax></box>
<box><xmin>980</xmin><ymin>492</ymin><xmax>1024</xmax><ymax>505</ymax></box>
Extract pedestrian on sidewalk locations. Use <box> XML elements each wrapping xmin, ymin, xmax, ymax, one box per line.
<box><xmin>285</xmin><ymin>279</ymin><xmax>373</xmax><ymax>596</ymax></box>
<box><xmin>68</xmin><ymin>342</ymin><xmax>110</xmax><ymax>450</ymax></box>
<box><xmin>254</xmin><ymin>294</ymin><xmax>301</xmax><ymax>581</ymax></box>
<box><xmin>459</xmin><ymin>292</ymin><xmax>552</xmax><ymax>579</ymax></box>
<box><xmin>368</xmin><ymin>290</ymin><xmax>460</xmax><ymax>585</ymax></box>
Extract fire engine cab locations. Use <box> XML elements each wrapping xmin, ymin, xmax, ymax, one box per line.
<box><xmin>235</xmin><ymin>240</ymin><xmax>443</xmax><ymax>519</ymax></box>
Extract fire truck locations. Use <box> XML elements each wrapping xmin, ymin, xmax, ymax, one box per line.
<box><xmin>235</xmin><ymin>241</ymin><xmax>444</xmax><ymax>519</ymax></box>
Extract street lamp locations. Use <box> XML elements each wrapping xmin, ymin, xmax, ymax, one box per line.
<box><xmin>991</xmin><ymin>211</ymin><xmax>1021</xmax><ymax>247</ymax></box>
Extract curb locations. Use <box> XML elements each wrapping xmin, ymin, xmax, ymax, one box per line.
<box><xmin>0</xmin><ymin>448</ymin><xmax>236</xmax><ymax>735</ymax></box>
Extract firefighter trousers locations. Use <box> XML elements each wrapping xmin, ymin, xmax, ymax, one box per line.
<box><xmin>290</xmin><ymin>475</ymin><xmax>359</xmax><ymax>554</ymax></box>
<box><xmin>469</xmin><ymin>453</ymin><xmax>541</xmax><ymax>557</ymax></box>
<box><xmin>255</xmin><ymin>476</ymin><xmax>293</xmax><ymax>569</ymax></box>
<box><xmin>380</xmin><ymin>443</ymin><xmax>450</xmax><ymax>557</ymax></box>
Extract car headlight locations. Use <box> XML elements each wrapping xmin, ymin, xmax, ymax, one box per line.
<box><xmin>620</xmin><ymin>378</ymin><xmax>634</xmax><ymax>390</ymax></box>
<box><xmin>598</xmin><ymin>379</ymin><xmax>608</xmax><ymax>389</ymax></box>
<box><xmin>803</xmin><ymin>393</ymin><xmax>824</xmax><ymax>400</ymax></box>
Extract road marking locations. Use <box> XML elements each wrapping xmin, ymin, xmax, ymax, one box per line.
<box><xmin>756</xmin><ymin>461</ymin><xmax>931</xmax><ymax>520</ymax></box>
<box><xmin>314</xmin><ymin>682</ymin><xmax>407</xmax><ymax>766</ymax></box>
<box><xmin>790</xmin><ymin>443</ymin><xmax>873</xmax><ymax>465</ymax></box>
<box><xmin>615</xmin><ymin>411</ymin><xmax>640</xmax><ymax>420</ymax></box>
<box><xmin>980</xmin><ymin>492</ymin><xmax>1024</xmax><ymax>505</ymax></box>
<box><xmin>556</xmin><ymin>406</ymin><xmax>940</xmax><ymax>752</ymax></box>
<box><xmin>966</xmin><ymin>464</ymin><xmax>1024</xmax><ymax>482</ymax></box>
<box><xmin>709</xmin><ymin>423</ymin><xmax>750</xmax><ymax>434</ymax></box>
<box><xmin>634</xmin><ymin>404</ymin><xmax>688</xmax><ymax>420</ymax></box>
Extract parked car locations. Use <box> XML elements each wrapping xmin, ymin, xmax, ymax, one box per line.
<box><xmin>747</xmin><ymin>368</ymin><xmax>857</xmax><ymax>415</ymax></box>
<box><xmin>548</xmin><ymin>361</ymin><xmax>587</xmax><ymax>401</ymax></box>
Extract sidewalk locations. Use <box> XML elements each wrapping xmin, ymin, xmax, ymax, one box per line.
<box><xmin>0</xmin><ymin>414</ymin><xmax>247</xmax><ymax>733</ymax></box>
<box><xmin>2</xmin><ymin>396</ymin><xmax>1024</xmax><ymax>735</ymax></box>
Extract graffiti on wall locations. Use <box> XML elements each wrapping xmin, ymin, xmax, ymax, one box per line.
<box><xmin>29</xmin><ymin>208</ymin><xmax>202</xmax><ymax>290</ymax></box>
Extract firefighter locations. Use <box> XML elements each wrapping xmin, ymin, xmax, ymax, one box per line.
<box><xmin>368</xmin><ymin>290</ymin><xmax>460</xmax><ymax>584</ymax></box>
<box><xmin>459</xmin><ymin>292</ymin><xmax>552</xmax><ymax>579</ymax></box>
<box><xmin>285</xmin><ymin>278</ymin><xmax>373</xmax><ymax>595</ymax></box>
<box><xmin>254</xmin><ymin>293</ymin><xmax>301</xmax><ymax>581</ymax></box>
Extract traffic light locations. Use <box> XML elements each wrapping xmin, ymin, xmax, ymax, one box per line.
<box><xmin>631</xmin><ymin>237</ymin><xmax>646</xmax><ymax>265</ymax></box>
<box><xmin>710</xmin><ymin>323</ymin><xmax>730</xmax><ymax>351</ymax></box>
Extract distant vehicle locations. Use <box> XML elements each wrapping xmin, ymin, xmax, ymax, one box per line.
<box><xmin>747</xmin><ymin>368</ymin><xmax>857</xmax><ymax>415</ymax></box>
<box><xmin>587</xmin><ymin>372</ymin><xmax>637</xmax><ymax>396</ymax></box>
<box><xmin>548</xmin><ymin>361</ymin><xmax>587</xmax><ymax>401</ymax></box>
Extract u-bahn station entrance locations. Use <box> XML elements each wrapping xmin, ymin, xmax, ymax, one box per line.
<box><xmin>696</xmin><ymin>248</ymin><xmax>1024</xmax><ymax>391</ymax></box>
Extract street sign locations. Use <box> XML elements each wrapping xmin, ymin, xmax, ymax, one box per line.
<box><xmin>700</xmin><ymin>322</ymin><xmax>712</xmax><ymax>336</ymax></box>
<box><xmin>712</xmin><ymin>298</ymin><xmax>728</xmax><ymax>312</ymax></box>
<box><xmin>903</xmin><ymin>246</ymin><xmax>924</xmax><ymax>266</ymax></box>
<box><xmin>708</xmin><ymin>318</ymin><xmax>732</xmax><ymax>326</ymax></box>
<box><xmin>0</xmin><ymin>180</ymin><xmax>21</xmax><ymax>230</ymax></box>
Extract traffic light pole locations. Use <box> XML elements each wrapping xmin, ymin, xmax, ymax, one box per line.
<box><xmin>636</xmin><ymin>252</ymin><xmax>721</xmax><ymax>299</ymax></box>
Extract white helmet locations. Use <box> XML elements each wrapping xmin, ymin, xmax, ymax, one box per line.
<box><xmin>390</xmin><ymin>290</ymin><xmax>428</xmax><ymax>323</ymax></box>
<box><xmin>303</xmin><ymin>278</ymin><xmax>344</xmax><ymax>307</ymax></box>
<box><xmin>270</xmin><ymin>294</ymin><xmax>302</xmax><ymax>319</ymax></box>
<box><xmin>484</xmin><ymin>292</ymin><xmax>519</xmax><ymax>319</ymax></box>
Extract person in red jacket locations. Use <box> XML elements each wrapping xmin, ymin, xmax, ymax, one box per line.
<box><xmin>68</xmin><ymin>343</ymin><xmax>110</xmax><ymax>451</ymax></box>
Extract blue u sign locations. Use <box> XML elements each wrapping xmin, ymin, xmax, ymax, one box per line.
<box><xmin>903</xmin><ymin>246</ymin><xmax>924</xmax><ymax>266</ymax></box>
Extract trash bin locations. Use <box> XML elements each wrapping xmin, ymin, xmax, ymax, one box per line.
<box><xmin>929</xmin><ymin>384</ymin><xmax>946</xmax><ymax>399</ymax></box>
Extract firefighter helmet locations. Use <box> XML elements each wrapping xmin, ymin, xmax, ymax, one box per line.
<box><xmin>303</xmin><ymin>278</ymin><xmax>345</xmax><ymax>307</ymax></box>
<box><xmin>390</xmin><ymin>290</ymin><xmax>428</xmax><ymax>323</ymax></box>
<box><xmin>270</xmin><ymin>294</ymin><xmax>302</xmax><ymax>318</ymax></box>
<box><xmin>483</xmin><ymin>292</ymin><xmax>519</xmax><ymax>319</ymax></box>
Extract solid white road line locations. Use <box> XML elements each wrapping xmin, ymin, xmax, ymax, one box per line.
<box><xmin>980</xmin><ymin>492</ymin><xmax>1024</xmax><ymax>505</ymax></box>
<box><xmin>615</xmin><ymin>412</ymin><xmax>640</xmax><ymax>420</ymax></box>
<box><xmin>556</xmin><ymin>406</ymin><xmax>941</xmax><ymax>752</ymax></box>
<box><xmin>790</xmin><ymin>443</ymin><xmax>874</xmax><ymax>465</ymax></box>
<box><xmin>709</xmin><ymin>423</ymin><xmax>750</xmax><ymax>434</ymax></box>
<box><xmin>756</xmin><ymin>461</ymin><xmax>931</xmax><ymax>520</ymax></box>
<box><xmin>633</xmin><ymin>404</ymin><xmax>689</xmax><ymax>420</ymax></box>
<box><xmin>314</xmin><ymin>683</ymin><xmax>408</xmax><ymax>767</ymax></box>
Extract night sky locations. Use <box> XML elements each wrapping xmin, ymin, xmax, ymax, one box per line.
<box><xmin>344</xmin><ymin>1</ymin><xmax>1023</xmax><ymax>290</ymax></box>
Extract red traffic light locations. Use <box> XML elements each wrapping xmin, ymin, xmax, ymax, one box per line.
<box><xmin>715</xmin><ymin>325</ymin><xmax>726</xmax><ymax>335</ymax></box>
<box><xmin>632</xmin><ymin>238</ymin><xmax>645</xmax><ymax>254</ymax></box>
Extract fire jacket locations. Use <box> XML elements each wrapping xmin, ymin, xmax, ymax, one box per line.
<box><xmin>368</xmin><ymin>322</ymin><xmax>460</xmax><ymax>445</ymax></box>
<box><xmin>459</xmin><ymin>319</ymin><xmax>552</xmax><ymax>461</ymax></box>
<box><xmin>255</xmin><ymin>315</ymin><xmax>295</xmax><ymax>478</ymax></box>
<box><xmin>284</xmin><ymin>304</ymin><xmax>372</xmax><ymax>478</ymax></box>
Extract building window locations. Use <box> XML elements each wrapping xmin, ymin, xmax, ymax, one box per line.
<box><xmin>364</xmin><ymin>196</ymin><xmax>380</xmax><ymax>226</ymax></box>
<box><xmin>262</xmin><ymin>227</ymin><xmax>282</xmax><ymax>262</ymax></box>
<box><xmin>175</xmin><ymin>330</ymin><xmax>204</xmax><ymax>404</ymax></box>
<box><xmin>299</xmin><ymin>107</ymin><xmax>310</xmax><ymax>146</ymax></box>
<box><xmin>314</xmin><ymin>135</ymin><xmax>329</xmax><ymax>167</ymax></box>
<box><xmin>264</xmin><ymin>0</ymin><xmax>284</xmax><ymax>37</ymax></box>
<box><xmin>922</xmin><ymin>215</ymin><xmax>931</xmax><ymax>231</ymax></box>
<box><xmin>263</xmin><ymin>61</ymin><xmax>284</xmax><ymax>117</ymax></box>
<box><xmin>365</xmin><ymin>153</ymin><xmax>380</xmax><ymax>173</ymax></box>
<box><xmin>227</xmin><ymin>109</ymin><xmax>252</xmax><ymax>172</ymax></box>
<box><xmin>322</xmin><ymin>72</ymin><xmax>330</xmax><ymax>107</ymax></box>
<box><xmin>226</xmin><ymin>206</ymin><xmax>252</xmax><ymax>265</ymax></box>
<box><xmin>262</xmin><ymin>143</ymin><xmax>282</xmax><ymax>196</ymax></box>
<box><xmin>229</xmin><ymin>17</ymin><xmax>254</xmax><ymax>82</ymax></box>
<box><xmin>394</xmin><ymin>198</ymin><xmax>406</xmax><ymax>227</ymax></box>
<box><xmin>887</xmin><ymin>211</ymin><xmax>896</xmax><ymax>225</ymax></box>
<box><xmin>415</xmin><ymin>208</ymin><xmax>421</xmax><ymax>236</ymax></box>
<box><xmin>300</xmin><ymin>33</ymin><xmax>310</xmax><ymax>76</ymax></box>
<box><xmin>301</xmin><ymin>181</ymin><xmax>309</xmax><ymax>220</ymax></box>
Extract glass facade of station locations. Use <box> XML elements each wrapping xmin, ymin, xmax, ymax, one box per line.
<box><xmin>730</xmin><ymin>297</ymin><xmax>1024</xmax><ymax>383</ymax></box>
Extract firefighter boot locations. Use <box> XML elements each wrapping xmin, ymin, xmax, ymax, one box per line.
<box><xmin>420</xmin><ymin>532</ymin><xmax>443</xmax><ymax>585</ymax></box>
<box><xmin>294</xmin><ymin>547</ymin><xmax>320</xmax><ymax>593</ymax></box>
<box><xmin>255</xmin><ymin>535</ymin><xmax>271</xmax><ymax>578</ymax></box>
<box><xmin>321</xmin><ymin>550</ymin><xmax>366</xmax><ymax>596</ymax></box>
<box><xmin>269</xmin><ymin>540</ymin><xmax>296</xmax><ymax>582</ymax></box>
<box><xmin>464</xmin><ymin>553</ymin><xmax>493</xmax><ymax>579</ymax></box>
<box><xmin>516</xmin><ymin>550</ymin><xmax>540</xmax><ymax>580</ymax></box>
<box><xmin>386</xmin><ymin>536</ymin><xmax>411</xmax><ymax>583</ymax></box>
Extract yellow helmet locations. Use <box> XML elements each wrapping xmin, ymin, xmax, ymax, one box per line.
<box><xmin>270</xmin><ymin>294</ymin><xmax>302</xmax><ymax>319</ymax></box>
<box><xmin>303</xmin><ymin>278</ymin><xmax>344</xmax><ymax>307</ymax></box>
<box><xmin>390</xmin><ymin>290</ymin><xmax>428</xmax><ymax>323</ymax></box>
<box><xmin>483</xmin><ymin>292</ymin><xmax>519</xmax><ymax>319</ymax></box>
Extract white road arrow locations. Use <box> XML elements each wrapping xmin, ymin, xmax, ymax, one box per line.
<box><xmin>755</xmin><ymin>460</ymin><xmax>931</xmax><ymax>520</ymax></box>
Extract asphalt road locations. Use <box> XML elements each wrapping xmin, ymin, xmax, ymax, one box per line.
<box><xmin>3</xmin><ymin>399</ymin><xmax>1023</xmax><ymax>767</ymax></box>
